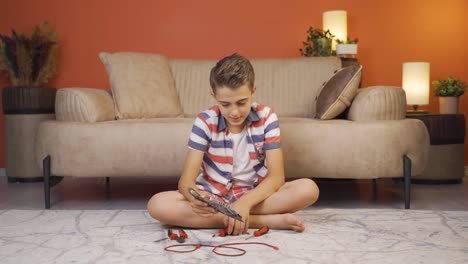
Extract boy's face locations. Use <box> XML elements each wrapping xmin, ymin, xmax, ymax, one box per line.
<box><xmin>212</xmin><ymin>84</ymin><xmax>256</xmax><ymax>133</ymax></box>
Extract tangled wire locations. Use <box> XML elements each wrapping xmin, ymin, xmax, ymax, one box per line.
<box><xmin>165</xmin><ymin>242</ymin><xmax>279</xmax><ymax>257</ymax></box>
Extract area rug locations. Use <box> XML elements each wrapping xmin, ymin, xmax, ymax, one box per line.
<box><xmin>0</xmin><ymin>209</ymin><xmax>467</xmax><ymax>264</ymax></box>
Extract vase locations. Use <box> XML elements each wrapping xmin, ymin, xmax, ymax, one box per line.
<box><xmin>336</xmin><ymin>44</ymin><xmax>358</xmax><ymax>58</ymax></box>
<box><xmin>438</xmin><ymin>96</ymin><xmax>459</xmax><ymax>114</ymax></box>
<box><xmin>2</xmin><ymin>86</ymin><xmax>57</xmax><ymax>182</ymax></box>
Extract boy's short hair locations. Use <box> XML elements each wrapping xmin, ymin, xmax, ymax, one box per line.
<box><xmin>209</xmin><ymin>53</ymin><xmax>255</xmax><ymax>93</ymax></box>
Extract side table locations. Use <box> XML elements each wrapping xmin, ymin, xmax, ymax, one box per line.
<box><xmin>2</xmin><ymin>86</ymin><xmax>56</xmax><ymax>183</ymax></box>
<box><xmin>340</xmin><ymin>57</ymin><xmax>362</xmax><ymax>88</ymax></box>
<box><xmin>340</xmin><ymin>57</ymin><xmax>359</xmax><ymax>68</ymax></box>
<box><xmin>406</xmin><ymin>113</ymin><xmax>465</xmax><ymax>183</ymax></box>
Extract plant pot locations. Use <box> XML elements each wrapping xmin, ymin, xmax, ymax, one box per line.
<box><xmin>2</xmin><ymin>86</ymin><xmax>57</xmax><ymax>182</ymax></box>
<box><xmin>313</xmin><ymin>37</ymin><xmax>332</xmax><ymax>56</ymax></box>
<box><xmin>438</xmin><ymin>96</ymin><xmax>459</xmax><ymax>114</ymax></box>
<box><xmin>336</xmin><ymin>44</ymin><xmax>358</xmax><ymax>55</ymax></box>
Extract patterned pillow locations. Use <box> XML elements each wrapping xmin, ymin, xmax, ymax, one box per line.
<box><xmin>315</xmin><ymin>64</ymin><xmax>362</xmax><ymax>120</ymax></box>
<box><xmin>99</xmin><ymin>52</ymin><xmax>183</xmax><ymax>119</ymax></box>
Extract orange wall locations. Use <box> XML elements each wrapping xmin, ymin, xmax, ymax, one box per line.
<box><xmin>1</xmin><ymin>0</ymin><xmax>467</xmax><ymax>166</ymax></box>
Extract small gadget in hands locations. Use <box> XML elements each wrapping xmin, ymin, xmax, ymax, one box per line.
<box><xmin>188</xmin><ymin>188</ymin><xmax>243</xmax><ymax>222</ymax></box>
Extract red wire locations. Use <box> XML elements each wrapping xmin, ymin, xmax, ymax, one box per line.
<box><xmin>165</xmin><ymin>242</ymin><xmax>279</xmax><ymax>257</ymax></box>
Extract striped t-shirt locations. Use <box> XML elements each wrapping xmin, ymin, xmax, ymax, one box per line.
<box><xmin>188</xmin><ymin>102</ymin><xmax>282</xmax><ymax>199</ymax></box>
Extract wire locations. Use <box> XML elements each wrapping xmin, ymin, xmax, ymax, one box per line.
<box><xmin>165</xmin><ymin>242</ymin><xmax>279</xmax><ymax>257</ymax></box>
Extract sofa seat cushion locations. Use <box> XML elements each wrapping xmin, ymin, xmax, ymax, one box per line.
<box><xmin>35</xmin><ymin>118</ymin><xmax>193</xmax><ymax>177</ymax></box>
<box><xmin>279</xmin><ymin>117</ymin><xmax>429</xmax><ymax>179</ymax></box>
<box><xmin>36</xmin><ymin>117</ymin><xmax>429</xmax><ymax>180</ymax></box>
<box><xmin>100</xmin><ymin>52</ymin><xmax>184</xmax><ymax>119</ymax></box>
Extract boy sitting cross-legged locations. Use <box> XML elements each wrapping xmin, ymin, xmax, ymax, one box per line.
<box><xmin>147</xmin><ymin>53</ymin><xmax>319</xmax><ymax>235</ymax></box>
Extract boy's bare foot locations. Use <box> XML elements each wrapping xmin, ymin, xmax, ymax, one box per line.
<box><xmin>252</xmin><ymin>213</ymin><xmax>305</xmax><ymax>232</ymax></box>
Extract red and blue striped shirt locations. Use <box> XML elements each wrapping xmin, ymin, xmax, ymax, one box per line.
<box><xmin>188</xmin><ymin>102</ymin><xmax>281</xmax><ymax>201</ymax></box>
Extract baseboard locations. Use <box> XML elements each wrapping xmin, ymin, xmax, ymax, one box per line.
<box><xmin>0</xmin><ymin>167</ymin><xmax>467</xmax><ymax>178</ymax></box>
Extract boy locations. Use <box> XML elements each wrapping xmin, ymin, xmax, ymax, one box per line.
<box><xmin>147</xmin><ymin>53</ymin><xmax>319</xmax><ymax>235</ymax></box>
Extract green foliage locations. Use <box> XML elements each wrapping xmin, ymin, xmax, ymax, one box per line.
<box><xmin>299</xmin><ymin>26</ymin><xmax>334</xmax><ymax>57</ymax></box>
<box><xmin>433</xmin><ymin>77</ymin><xmax>467</xmax><ymax>97</ymax></box>
<box><xmin>336</xmin><ymin>37</ymin><xmax>359</xmax><ymax>44</ymax></box>
<box><xmin>0</xmin><ymin>21</ymin><xmax>58</xmax><ymax>87</ymax></box>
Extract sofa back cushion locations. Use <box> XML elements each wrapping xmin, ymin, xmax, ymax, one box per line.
<box><xmin>169</xmin><ymin>59</ymin><xmax>217</xmax><ymax>117</ymax></box>
<box><xmin>170</xmin><ymin>57</ymin><xmax>341</xmax><ymax>117</ymax></box>
<box><xmin>100</xmin><ymin>52</ymin><xmax>183</xmax><ymax>119</ymax></box>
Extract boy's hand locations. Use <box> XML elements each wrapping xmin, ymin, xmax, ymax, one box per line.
<box><xmin>189</xmin><ymin>191</ymin><xmax>217</xmax><ymax>217</ymax></box>
<box><xmin>224</xmin><ymin>202</ymin><xmax>250</xmax><ymax>236</ymax></box>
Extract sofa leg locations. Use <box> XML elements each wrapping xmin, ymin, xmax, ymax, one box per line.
<box><xmin>105</xmin><ymin>177</ymin><xmax>111</xmax><ymax>199</ymax></box>
<box><xmin>43</xmin><ymin>155</ymin><xmax>51</xmax><ymax>209</ymax></box>
<box><xmin>43</xmin><ymin>155</ymin><xmax>64</xmax><ymax>209</ymax></box>
<box><xmin>372</xmin><ymin>179</ymin><xmax>377</xmax><ymax>200</ymax></box>
<box><xmin>403</xmin><ymin>155</ymin><xmax>411</xmax><ymax>209</ymax></box>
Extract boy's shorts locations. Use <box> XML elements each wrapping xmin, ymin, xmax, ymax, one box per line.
<box><xmin>198</xmin><ymin>185</ymin><xmax>254</xmax><ymax>204</ymax></box>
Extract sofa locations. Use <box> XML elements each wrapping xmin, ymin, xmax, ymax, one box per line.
<box><xmin>35</xmin><ymin>53</ymin><xmax>429</xmax><ymax>209</ymax></box>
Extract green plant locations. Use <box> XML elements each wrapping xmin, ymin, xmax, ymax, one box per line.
<box><xmin>0</xmin><ymin>22</ymin><xmax>58</xmax><ymax>87</ymax></box>
<box><xmin>299</xmin><ymin>26</ymin><xmax>335</xmax><ymax>57</ymax></box>
<box><xmin>336</xmin><ymin>37</ymin><xmax>359</xmax><ymax>44</ymax></box>
<box><xmin>433</xmin><ymin>76</ymin><xmax>467</xmax><ymax>97</ymax></box>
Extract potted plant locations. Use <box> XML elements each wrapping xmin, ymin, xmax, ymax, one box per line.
<box><xmin>336</xmin><ymin>37</ymin><xmax>359</xmax><ymax>57</ymax></box>
<box><xmin>299</xmin><ymin>26</ymin><xmax>335</xmax><ymax>57</ymax></box>
<box><xmin>0</xmin><ymin>21</ymin><xmax>58</xmax><ymax>182</ymax></box>
<box><xmin>0</xmin><ymin>21</ymin><xmax>58</xmax><ymax>113</ymax></box>
<box><xmin>433</xmin><ymin>76</ymin><xmax>467</xmax><ymax>114</ymax></box>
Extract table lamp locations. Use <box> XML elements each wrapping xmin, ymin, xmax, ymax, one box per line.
<box><xmin>402</xmin><ymin>62</ymin><xmax>430</xmax><ymax>114</ymax></box>
<box><xmin>323</xmin><ymin>10</ymin><xmax>347</xmax><ymax>51</ymax></box>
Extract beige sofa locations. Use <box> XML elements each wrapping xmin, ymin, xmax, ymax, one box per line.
<box><xmin>35</xmin><ymin>53</ymin><xmax>429</xmax><ymax>209</ymax></box>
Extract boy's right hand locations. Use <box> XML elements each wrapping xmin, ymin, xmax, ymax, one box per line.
<box><xmin>189</xmin><ymin>191</ymin><xmax>217</xmax><ymax>217</ymax></box>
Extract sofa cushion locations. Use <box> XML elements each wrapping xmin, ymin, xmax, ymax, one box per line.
<box><xmin>279</xmin><ymin>117</ymin><xmax>429</xmax><ymax>178</ymax></box>
<box><xmin>315</xmin><ymin>64</ymin><xmax>362</xmax><ymax>120</ymax></box>
<box><xmin>99</xmin><ymin>52</ymin><xmax>184</xmax><ymax>119</ymax></box>
<box><xmin>35</xmin><ymin>117</ymin><xmax>429</xmax><ymax>179</ymax></box>
<box><xmin>35</xmin><ymin>118</ymin><xmax>194</xmax><ymax>177</ymax></box>
<box><xmin>170</xmin><ymin>57</ymin><xmax>342</xmax><ymax>118</ymax></box>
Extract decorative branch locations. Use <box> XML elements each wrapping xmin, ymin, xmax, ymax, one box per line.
<box><xmin>0</xmin><ymin>21</ymin><xmax>58</xmax><ymax>87</ymax></box>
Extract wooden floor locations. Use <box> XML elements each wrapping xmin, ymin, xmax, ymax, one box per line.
<box><xmin>1</xmin><ymin>175</ymin><xmax>467</xmax><ymax>211</ymax></box>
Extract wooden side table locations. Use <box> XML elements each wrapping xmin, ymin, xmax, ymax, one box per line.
<box><xmin>340</xmin><ymin>57</ymin><xmax>359</xmax><ymax>68</ymax></box>
<box><xmin>340</xmin><ymin>57</ymin><xmax>362</xmax><ymax>88</ymax></box>
<box><xmin>406</xmin><ymin>113</ymin><xmax>465</xmax><ymax>183</ymax></box>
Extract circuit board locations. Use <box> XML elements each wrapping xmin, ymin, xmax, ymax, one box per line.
<box><xmin>188</xmin><ymin>188</ymin><xmax>243</xmax><ymax>222</ymax></box>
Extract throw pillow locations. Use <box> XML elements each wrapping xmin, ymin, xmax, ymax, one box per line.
<box><xmin>315</xmin><ymin>64</ymin><xmax>362</xmax><ymax>120</ymax></box>
<box><xmin>99</xmin><ymin>52</ymin><xmax>184</xmax><ymax>119</ymax></box>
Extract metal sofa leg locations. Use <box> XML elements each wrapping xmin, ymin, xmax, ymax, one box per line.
<box><xmin>43</xmin><ymin>155</ymin><xmax>51</xmax><ymax>209</ymax></box>
<box><xmin>105</xmin><ymin>177</ymin><xmax>111</xmax><ymax>199</ymax></box>
<box><xmin>403</xmin><ymin>155</ymin><xmax>411</xmax><ymax>209</ymax></box>
<box><xmin>372</xmin><ymin>179</ymin><xmax>377</xmax><ymax>200</ymax></box>
<box><xmin>43</xmin><ymin>155</ymin><xmax>64</xmax><ymax>209</ymax></box>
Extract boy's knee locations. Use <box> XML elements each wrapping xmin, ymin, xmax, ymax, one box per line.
<box><xmin>147</xmin><ymin>192</ymin><xmax>168</xmax><ymax>221</ymax></box>
<box><xmin>309</xmin><ymin>179</ymin><xmax>320</xmax><ymax>204</ymax></box>
<box><xmin>297</xmin><ymin>178</ymin><xmax>319</xmax><ymax>205</ymax></box>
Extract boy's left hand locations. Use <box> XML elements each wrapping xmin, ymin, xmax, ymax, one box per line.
<box><xmin>224</xmin><ymin>202</ymin><xmax>250</xmax><ymax>236</ymax></box>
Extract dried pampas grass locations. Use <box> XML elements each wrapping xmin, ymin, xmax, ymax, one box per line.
<box><xmin>0</xmin><ymin>21</ymin><xmax>58</xmax><ymax>87</ymax></box>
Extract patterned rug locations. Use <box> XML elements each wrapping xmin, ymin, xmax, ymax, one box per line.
<box><xmin>0</xmin><ymin>209</ymin><xmax>467</xmax><ymax>264</ymax></box>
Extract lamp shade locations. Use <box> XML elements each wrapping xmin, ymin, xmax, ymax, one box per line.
<box><xmin>402</xmin><ymin>62</ymin><xmax>430</xmax><ymax>106</ymax></box>
<box><xmin>323</xmin><ymin>10</ymin><xmax>347</xmax><ymax>50</ymax></box>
